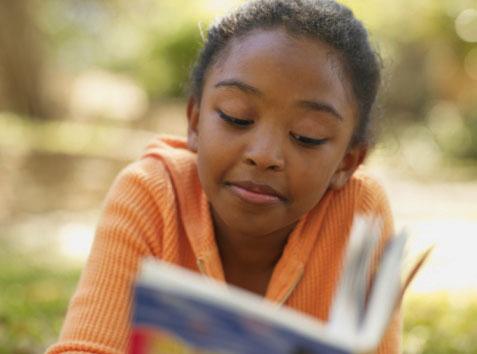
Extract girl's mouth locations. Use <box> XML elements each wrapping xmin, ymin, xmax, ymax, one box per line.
<box><xmin>226</xmin><ymin>181</ymin><xmax>285</xmax><ymax>205</ymax></box>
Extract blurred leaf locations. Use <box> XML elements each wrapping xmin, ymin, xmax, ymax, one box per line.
<box><xmin>404</xmin><ymin>293</ymin><xmax>477</xmax><ymax>354</ymax></box>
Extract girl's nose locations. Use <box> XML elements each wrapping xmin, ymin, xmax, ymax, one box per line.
<box><xmin>242</xmin><ymin>129</ymin><xmax>285</xmax><ymax>172</ymax></box>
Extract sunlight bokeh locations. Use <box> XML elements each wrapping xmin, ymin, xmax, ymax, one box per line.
<box><xmin>404</xmin><ymin>220</ymin><xmax>477</xmax><ymax>293</ymax></box>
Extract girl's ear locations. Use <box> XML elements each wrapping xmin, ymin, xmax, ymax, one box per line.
<box><xmin>186</xmin><ymin>96</ymin><xmax>200</xmax><ymax>152</ymax></box>
<box><xmin>329</xmin><ymin>145</ymin><xmax>368</xmax><ymax>190</ymax></box>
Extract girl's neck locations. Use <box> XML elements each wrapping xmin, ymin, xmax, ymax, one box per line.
<box><xmin>211</xmin><ymin>208</ymin><xmax>297</xmax><ymax>294</ymax></box>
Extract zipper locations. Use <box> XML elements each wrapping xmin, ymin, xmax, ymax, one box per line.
<box><xmin>196</xmin><ymin>258</ymin><xmax>207</xmax><ymax>275</ymax></box>
<box><xmin>277</xmin><ymin>266</ymin><xmax>305</xmax><ymax>306</ymax></box>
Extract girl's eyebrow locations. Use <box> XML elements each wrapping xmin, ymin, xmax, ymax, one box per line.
<box><xmin>214</xmin><ymin>79</ymin><xmax>263</xmax><ymax>96</ymax></box>
<box><xmin>297</xmin><ymin>100</ymin><xmax>343</xmax><ymax>121</ymax></box>
<box><xmin>214</xmin><ymin>79</ymin><xmax>343</xmax><ymax>121</ymax></box>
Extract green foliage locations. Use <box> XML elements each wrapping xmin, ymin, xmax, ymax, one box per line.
<box><xmin>137</xmin><ymin>23</ymin><xmax>203</xmax><ymax>98</ymax></box>
<box><xmin>403</xmin><ymin>294</ymin><xmax>477</xmax><ymax>354</ymax></box>
<box><xmin>37</xmin><ymin>0</ymin><xmax>207</xmax><ymax>99</ymax></box>
<box><xmin>0</xmin><ymin>237</ymin><xmax>80</xmax><ymax>354</ymax></box>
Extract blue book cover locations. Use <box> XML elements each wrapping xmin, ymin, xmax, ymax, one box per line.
<box><xmin>131</xmin><ymin>281</ymin><xmax>350</xmax><ymax>354</ymax></box>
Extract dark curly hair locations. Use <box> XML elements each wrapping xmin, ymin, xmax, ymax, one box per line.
<box><xmin>190</xmin><ymin>0</ymin><xmax>382</xmax><ymax>146</ymax></box>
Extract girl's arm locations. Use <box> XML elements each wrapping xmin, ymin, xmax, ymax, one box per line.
<box><xmin>46</xmin><ymin>158</ymin><xmax>167</xmax><ymax>354</ymax></box>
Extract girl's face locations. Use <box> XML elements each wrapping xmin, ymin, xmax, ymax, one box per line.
<box><xmin>187</xmin><ymin>28</ymin><xmax>366</xmax><ymax>237</ymax></box>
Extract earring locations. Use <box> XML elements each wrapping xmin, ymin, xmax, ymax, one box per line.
<box><xmin>330</xmin><ymin>172</ymin><xmax>347</xmax><ymax>190</ymax></box>
<box><xmin>187</xmin><ymin>135</ymin><xmax>198</xmax><ymax>152</ymax></box>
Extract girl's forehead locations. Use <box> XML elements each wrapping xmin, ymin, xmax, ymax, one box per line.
<box><xmin>204</xmin><ymin>28</ymin><xmax>356</xmax><ymax>118</ymax></box>
<box><xmin>209</xmin><ymin>28</ymin><xmax>349</xmax><ymax>88</ymax></box>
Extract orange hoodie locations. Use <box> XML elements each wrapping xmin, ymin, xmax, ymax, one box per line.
<box><xmin>46</xmin><ymin>135</ymin><xmax>400</xmax><ymax>354</ymax></box>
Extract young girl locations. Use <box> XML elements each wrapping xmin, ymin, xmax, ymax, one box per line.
<box><xmin>47</xmin><ymin>0</ymin><xmax>400</xmax><ymax>353</ymax></box>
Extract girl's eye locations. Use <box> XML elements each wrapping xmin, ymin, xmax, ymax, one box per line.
<box><xmin>290</xmin><ymin>133</ymin><xmax>328</xmax><ymax>147</ymax></box>
<box><xmin>218</xmin><ymin>110</ymin><xmax>253</xmax><ymax>127</ymax></box>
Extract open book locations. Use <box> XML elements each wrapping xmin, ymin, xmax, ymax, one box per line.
<box><xmin>129</xmin><ymin>217</ymin><xmax>429</xmax><ymax>354</ymax></box>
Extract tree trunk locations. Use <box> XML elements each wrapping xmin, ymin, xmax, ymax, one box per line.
<box><xmin>0</xmin><ymin>0</ymin><xmax>47</xmax><ymax>118</ymax></box>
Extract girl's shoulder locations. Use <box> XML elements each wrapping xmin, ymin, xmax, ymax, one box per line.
<box><xmin>349</xmin><ymin>169</ymin><xmax>388</xmax><ymax>194</ymax></box>
<box><xmin>104</xmin><ymin>134</ymin><xmax>198</xmax><ymax>207</ymax></box>
<box><xmin>339</xmin><ymin>169</ymin><xmax>392</xmax><ymax>215</ymax></box>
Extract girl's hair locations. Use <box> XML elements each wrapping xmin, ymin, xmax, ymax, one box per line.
<box><xmin>190</xmin><ymin>0</ymin><xmax>382</xmax><ymax>146</ymax></box>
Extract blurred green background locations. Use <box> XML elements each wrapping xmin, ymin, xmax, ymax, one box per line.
<box><xmin>1</xmin><ymin>0</ymin><xmax>477</xmax><ymax>353</ymax></box>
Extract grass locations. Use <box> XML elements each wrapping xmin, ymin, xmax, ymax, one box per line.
<box><xmin>403</xmin><ymin>293</ymin><xmax>477</xmax><ymax>354</ymax></box>
<box><xmin>0</xmin><ymin>239</ymin><xmax>80</xmax><ymax>354</ymax></box>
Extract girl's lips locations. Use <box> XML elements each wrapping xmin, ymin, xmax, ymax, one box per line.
<box><xmin>227</xmin><ymin>182</ymin><xmax>284</xmax><ymax>205</ymax></box>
